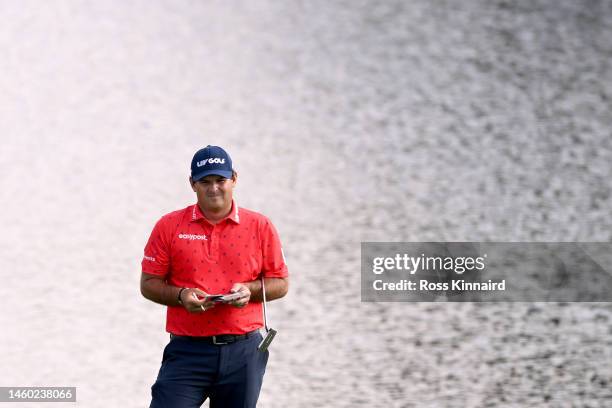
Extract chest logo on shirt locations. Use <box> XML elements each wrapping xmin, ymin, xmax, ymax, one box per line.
<box><xmin>178</xmin><ymin>233</ymin><xmax>208</xmax><ymax>240</ymax></box>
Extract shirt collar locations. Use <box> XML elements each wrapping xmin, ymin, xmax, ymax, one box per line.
<box><xmin>191</xmin><ymin>200</ymin><xmax>240</xmax><ymax>224</ymax></box>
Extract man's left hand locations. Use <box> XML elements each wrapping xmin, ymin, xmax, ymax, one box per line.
<box><xmin>229</xmin><ymin>283</ymin><xmax>250</xmax><ymax>308</ymax></box>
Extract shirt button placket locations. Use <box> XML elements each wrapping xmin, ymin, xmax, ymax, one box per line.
<box><xmin>210</xmin><ymin>226</ymin><xmax>219</xmax><ymax>260</ymax></box>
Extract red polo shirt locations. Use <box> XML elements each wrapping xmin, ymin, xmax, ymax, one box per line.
<box><xmin>141</xmin><ymin>201</ymin><xmax>288</xmax><ymax>336</ymax></box>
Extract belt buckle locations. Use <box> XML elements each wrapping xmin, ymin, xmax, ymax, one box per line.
<box><xmin>212</xmin><ymin>335</ymin><xmax>229</xmax><ymax>345</ymax></box>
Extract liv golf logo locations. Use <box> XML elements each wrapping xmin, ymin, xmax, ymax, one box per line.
<box><xmin>197</xmin><ymin>158</ymin><xmax>225</xmax><ymax>167</ymax></box>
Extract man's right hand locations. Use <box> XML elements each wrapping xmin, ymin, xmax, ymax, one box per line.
<box><xmin>180</xmin><ymin>288</ymin><xmax>216</xmax><ymax>313</ymax></box>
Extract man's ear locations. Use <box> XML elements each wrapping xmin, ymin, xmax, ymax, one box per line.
<box><xmin>189</xmin><ymin>176</ymin><xmax>196</xmax><ymax>192</ymax></box>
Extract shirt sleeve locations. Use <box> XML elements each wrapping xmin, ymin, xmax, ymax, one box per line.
<box><xmin>260</xmin><ymin>217</ymin><xmax>289</xmax><ymax>278</ymax></box>
<box><xmin>141</xmin><ymin>217</ymin><xmax>171</xmax><ymax>277</ymax></box>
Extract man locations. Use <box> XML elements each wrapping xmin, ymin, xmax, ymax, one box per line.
<box><xmin>141</xmin><ymin>145</ymin><xmax>289</xmax><ymax>408</ymax></box>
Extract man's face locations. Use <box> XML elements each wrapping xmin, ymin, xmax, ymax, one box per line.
<box><xmin>191</xmin><ymin>174</ymin><xmax>236</xmax><ymax>214</ymax></box>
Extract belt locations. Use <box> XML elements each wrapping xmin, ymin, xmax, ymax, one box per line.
<box><xmin>170</xmin><ymin>330</ymin><xmax>258</xmax><ymax>345</ymax></box>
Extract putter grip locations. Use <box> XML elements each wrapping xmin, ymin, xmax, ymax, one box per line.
<box><xmin>257</xmin><ymin>329</ymin><xmax>277</xmax><ymax>352</ymax></box>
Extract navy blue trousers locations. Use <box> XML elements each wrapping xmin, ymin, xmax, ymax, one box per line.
<box><xmin>150</xmin><ymin>332</ymin><xmax>268</xmax><ymax>408</ymax></box>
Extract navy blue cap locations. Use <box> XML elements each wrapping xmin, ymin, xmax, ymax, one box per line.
<box><xmin>190</xmin><ymin>145</ymin><xmax>233</xmax><ymax>181</ymax></box>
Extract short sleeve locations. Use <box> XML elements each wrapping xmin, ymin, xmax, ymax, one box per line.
<box><xmin>260</xmin><ymin>218</ymin><xmax>288</xmax><ymax>278</ymax></box>
<box><xmin>141</xmin><ymin>217</ymin><xmax>172</xmax><ymax>277</ymax></box>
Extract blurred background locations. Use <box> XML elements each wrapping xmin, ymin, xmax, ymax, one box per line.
<box><xmin>0</xmin><ymin>0</ymin><xmax>611</xmax><ymax>406</ymax></box>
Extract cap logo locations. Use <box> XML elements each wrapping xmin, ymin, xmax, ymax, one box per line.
<box><xmin>197</xmin><ymin>158</ymin><xmax>226</xmax><ymax>167</ymax></box>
